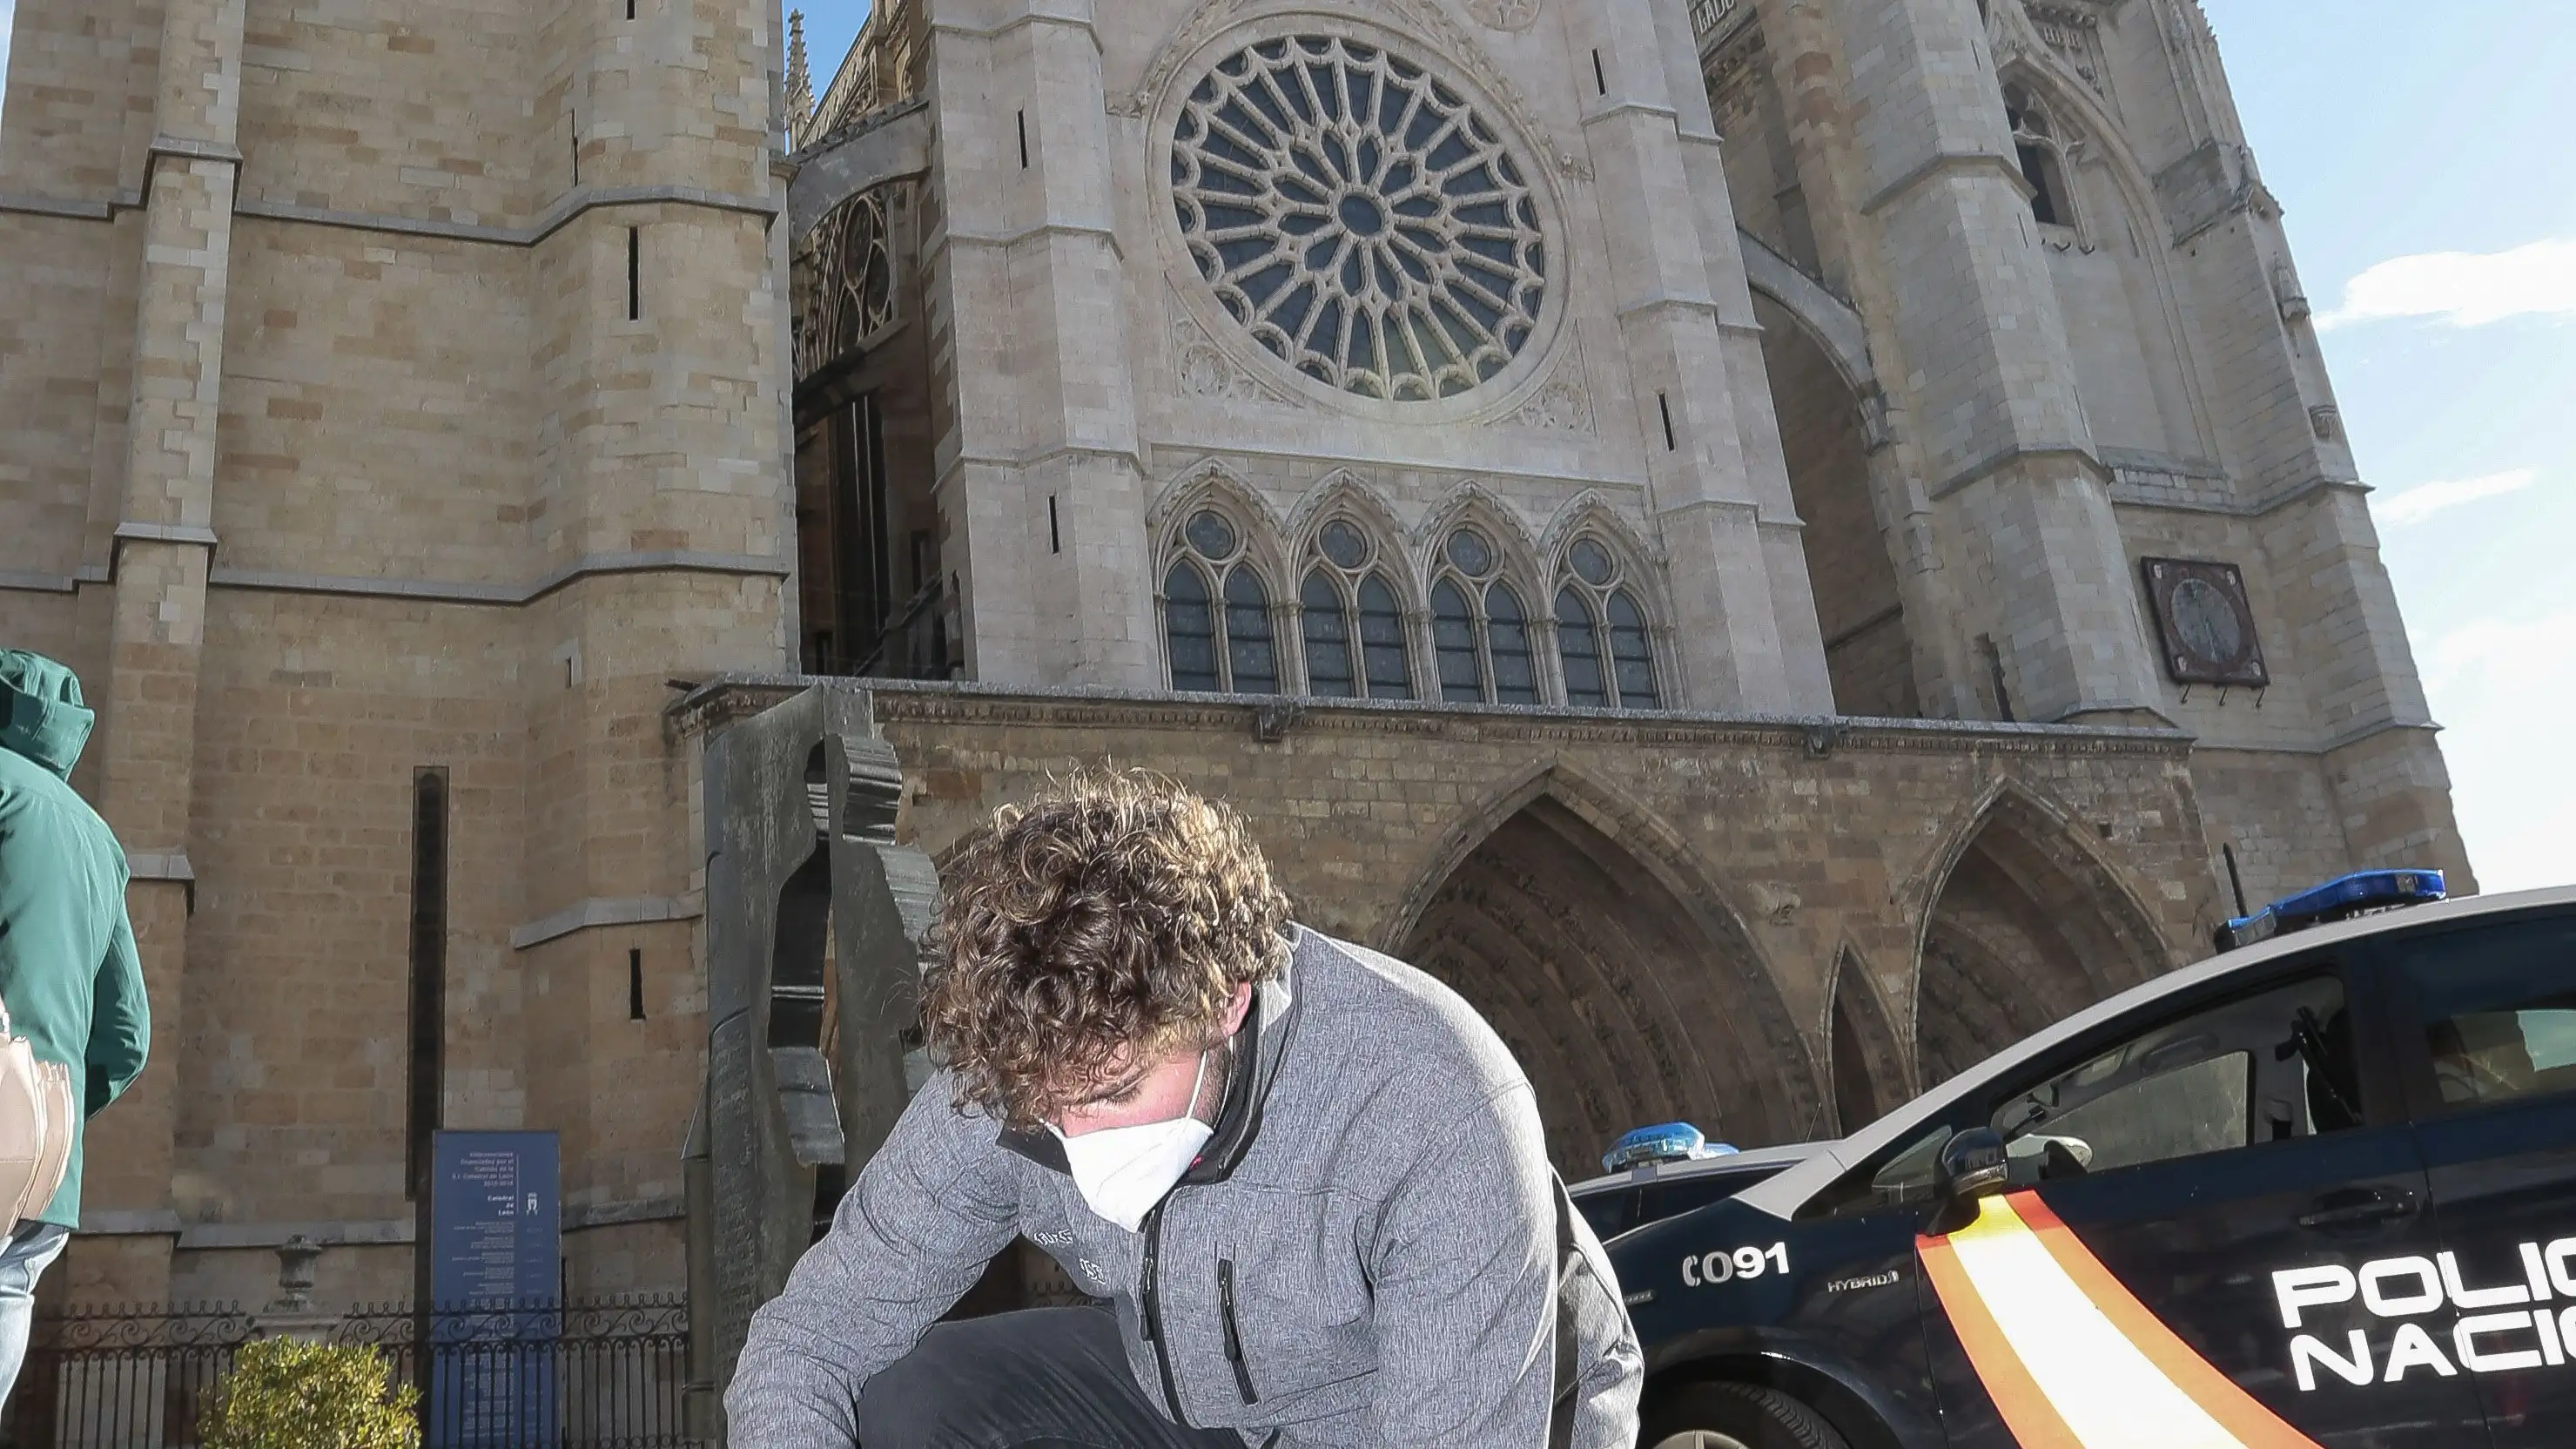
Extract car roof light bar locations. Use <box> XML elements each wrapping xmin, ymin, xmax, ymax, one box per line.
<box><xmin>1603</xmin><ymin>1121</ymin><xmax>1738</xmax><ymax>1176</ymax></box>
<box><xmin>2216</xmin><ymin>868</ymin><xmax>2446</xmax><ymax>951</ymax></box>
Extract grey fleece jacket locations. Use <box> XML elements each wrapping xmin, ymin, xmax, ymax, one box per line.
<box><xmin>726</xmin><ymin>927</ymin><xmax>1643</xmax><ymax>1447</ymax></box>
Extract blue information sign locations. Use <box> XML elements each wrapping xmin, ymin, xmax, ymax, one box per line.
<box><xmin>428</xmin><ymin>1130</ymin><xmax>562</xmax><ymax>1449</ymax></box>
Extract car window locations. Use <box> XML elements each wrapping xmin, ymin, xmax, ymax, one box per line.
<box><xmin>2385</xmin><ymin>913</ymin><xmax>2576</xmax><ymax>1112</ymax></box>
<box><xmin>1640</xmin><ymin>1171</ymin><xmax>1759</xmax><ymax>1223</ymax></box>
<box><xmin>1990</xmin><ymin>975</ymin><xmax>2355</xmax><ymax>1181</ymax></box>
<box><xmin>1807</xmin><ymin>1122</ymin><xmax>1956</xmax><ymax>1219</ymax></box>
<box><xmin>1806</xmin><ymin>970</ymin><xmax>2362</xmax><ymax>1217</ymax></box>
<box><xmin>1574</xmin><ymin>1188</ymin><xmax>1640</xmax><ymax>1240</ymax></box>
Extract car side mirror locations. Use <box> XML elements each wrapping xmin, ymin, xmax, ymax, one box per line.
<box><xmin>1933</xmin><ymin>1128</ymin><xmax>2010</xmax><ymax>1220</ymax></box>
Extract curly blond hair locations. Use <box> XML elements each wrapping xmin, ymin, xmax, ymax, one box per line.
<box><xmin>923</xmin><ymin>769</ymin><xmax>1291</xmax><ymax>1127</ymax></box>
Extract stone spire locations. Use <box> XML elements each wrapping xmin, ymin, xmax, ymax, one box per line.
<box><xmin>785</xmin><ymin>10</ymin><xmax>814</xmax><ymax>147</ymax></box>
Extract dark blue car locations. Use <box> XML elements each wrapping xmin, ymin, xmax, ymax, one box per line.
<box><xmin>1599</xmin><ymin>880</ymin><xmax>2576</xmax><ymax>1448</ymax></box>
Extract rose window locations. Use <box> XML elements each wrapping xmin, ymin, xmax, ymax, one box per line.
<box><xmin>1171</xmin><ymin>35</ymin><xmax>1548</xmax><ymax>402</ymax></box>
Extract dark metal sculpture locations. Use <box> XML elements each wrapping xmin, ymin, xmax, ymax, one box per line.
<box><xmin>685</xmin><ymin>684</ymin><xmax>937</xmax><ymax>1443</ymax></box>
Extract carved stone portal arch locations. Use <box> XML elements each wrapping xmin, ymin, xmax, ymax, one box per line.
<box><xmin>1826</xmin><ymin>946</ymin><xmax>1910</xmax><ymax>1136</ymax></box>
<box><xmin>1392</xmin><ymin>772</ymin><xmax>1820</xmax><ymax>1174</ymax></box>
<box><xmin>1913</xmin><ymin>784</ymin><xmax>2171</xmax><ymax>1087</ymax></box>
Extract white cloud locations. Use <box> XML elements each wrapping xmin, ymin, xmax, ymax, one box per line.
<box><xmin>2375</xmin><ymin>468</ymin><xmax>2541</xmax><ymax>526</ymax></box>
<box><xmin>2419</xmin><ymin>606</ymin><xmax>2576</xmax><ymax>893</ymax></box>
<box><xmin>2318</xmin><ymin>238</ymin><xmax>2576</xmax><ymax>330</ymax></box>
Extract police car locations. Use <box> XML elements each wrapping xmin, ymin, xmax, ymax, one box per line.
<box><xmin>1602</xmin><ymin>873</ymin><xmax>2576</xmax><ymax>1448</ymax></box>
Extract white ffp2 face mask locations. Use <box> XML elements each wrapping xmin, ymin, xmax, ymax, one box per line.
<box><xmin>1051</xmin><ymin>1050</ymin><xmax>1215</xmax><ymax>1232</ymax></box>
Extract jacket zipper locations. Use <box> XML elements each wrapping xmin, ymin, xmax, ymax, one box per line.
<box><xmin>1217</xmin><ymin>1257</ymin><xmax>1258</xmax><ymax>1404</ymax></box>
<box><xmin>1139</xmin><ymin>1200</ymin><xmax>1193</xmax><ymax>1426</ymax></box>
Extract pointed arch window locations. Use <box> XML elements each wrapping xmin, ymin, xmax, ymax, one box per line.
<box><xmin>1429</xmin><ymin>525</ymin><xmax>1539</xmax><ymax>705</ymax></box>
<box><xmin>1162</xmin><ymin>507</ymin><xmax>1278</xmax><ymax>694</ymax></box>
<box><xmin>1554</xmin><ymin>535</ymin><xmax>1661</xmax><ymax>710</ymax></box>
<box><xmin>1299</xmin><ymin>516</ymin><xmax>1414</xmax><ymax>698</ymax></box>
<box><xmin>2003</xmin><ymin>85</ymin><xmax>2075</xmax><ymax>233</ymax></box>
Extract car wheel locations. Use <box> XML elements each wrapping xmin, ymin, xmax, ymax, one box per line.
<box><xmin>1642</xmin><ymin>1381</ymin><xmax>1852</xmax><ymax>1449</ymax></box>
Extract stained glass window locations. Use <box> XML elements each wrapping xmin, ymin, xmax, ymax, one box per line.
<box><xmin>1301</xmin><ymin>570</ymin><xmax>1357</xmax><ymax>698</ymax></box>
<box><xmin>1172</xmin><ymin>35</ymin><xmax>1548</xmax><ymax>401</ymax></box>
<box><xmin>1167</xmin><ymin>563</ymin><xmax>1221</xmax><ymax>693</ymax></box>
<box><xmin>1557</xmin><ymin>587</ymin><xmax>1608</xmax><ymax>706</ymax></box>
<box><xmin>1358</xmin><ymin>573</ymin><xmax>1414</xmax><ymax>698</ymax></box>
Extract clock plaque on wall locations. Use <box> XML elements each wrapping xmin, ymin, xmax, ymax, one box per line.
<box><xmin>2142</xmin><ymin>557</ymin><xmax>2268</xmax><ymax>688</ymax></box>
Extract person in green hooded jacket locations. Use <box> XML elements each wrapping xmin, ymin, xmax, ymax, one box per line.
<box><xmin>0</xmin><ymin>651</ymin><xmax>151</xmax><ymax>1408</ymax></box>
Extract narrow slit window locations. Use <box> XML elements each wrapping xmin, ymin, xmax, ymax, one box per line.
<box><xmin>629</xmin><ymin>948</ymin><xmax>645</xmax><ymax>1021</ymax></box>
<box><xmin>1018</xmin><ymin>111</ymin><xmax>1029</xmax><ymax>169</ymax></box>
<box><xmin>570</xmin><ymin>111</ymin><xmax>580</xmax><ymax>185</ymax></box>
<box><xmin>1592</xmin><ymin>49</ymin><xmax>1606</xmax><ymax>96</ymax></box>
<box><xmin>1301</xmin><ymin>570</ymin><xmax>1357</xmax><ymax>698</ymax></box>
<box><xmin>1658</xmin><ymin>392</ymin><xmax>1676</xmax><ymax>451</ymax></box>
<box><xmin>1048</xmin><ymin>495</ymin><xmax>1060</xmax><ymax>555</ymax></box>
<box><xmin>627</xmin><ymin>226</ymin><xmax>641</xmax><ymax>320</ymax></box>
<box><xmin>406</xmin><ymin>768</ymin><xmax>449</xmax><ymax>1199</ymax></box>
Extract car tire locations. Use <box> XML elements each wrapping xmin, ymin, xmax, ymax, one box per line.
<box><xmin>1641</xmin><ymin>1380</ymin><xmax>1852</xmax><ymax>1449</ymax></box>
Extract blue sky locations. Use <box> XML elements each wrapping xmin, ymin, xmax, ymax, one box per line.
<box><xmin>5</xmin><ymin>0</ymin><xmax>2565</xmax><ymax>889</ymax></box>
<box><xmin>2199</xmin><ymin>0</ymin><xmax>2576</xmax><ymax>891</ymax></box>
<box><xmin>796</xmin><ymin>3</ymin><xmax>877</xmax><ymax>104</ymax></box>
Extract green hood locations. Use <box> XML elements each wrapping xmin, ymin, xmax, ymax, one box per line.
<box><xmin>0</xmin><ymin>651</ymin><xmax>94</xmax><ymax>779</ymax></box>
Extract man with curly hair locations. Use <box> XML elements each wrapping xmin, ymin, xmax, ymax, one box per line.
<box><xmin>727</xmin><ymin>770</ymin><xmax>1641</xmax><ymax>1448</ymax></box>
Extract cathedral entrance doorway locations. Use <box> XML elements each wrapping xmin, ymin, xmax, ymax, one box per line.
<box><xmin>1914</xmin><ymin>791</ymin><xmax>2169</xmax><ymax>1088</ymax></box>
<box><xmin>1396</xmin><ymin>793</ymin><xmax>1816</xmax><ymax>1176</ymax></box>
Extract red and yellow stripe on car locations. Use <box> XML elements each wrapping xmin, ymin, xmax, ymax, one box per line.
<box><xmin>1917</xmin><ymin>1191</ymin><xmax>2323</xmax><ymax>1449</ymax></box>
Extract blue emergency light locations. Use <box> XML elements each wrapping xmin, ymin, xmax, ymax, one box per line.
<box><xmin>1603</xmin><ymin>1122</ymin><xmax>1739</xmax><ymax>1175</ymax></box>
<box><xmin>2216</xmin><ymin>868</ymin><xmax>2446</xmax><ymax>951</ymax></box>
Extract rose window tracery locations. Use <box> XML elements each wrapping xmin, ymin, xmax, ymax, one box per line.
<box><xmin>1170</xmin><ymin>35</ymin><xmax>1549</xmax><ymax>402</ymax></box>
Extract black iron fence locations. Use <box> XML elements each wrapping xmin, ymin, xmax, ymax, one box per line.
<box><xmin>2</xmin><ymin>1296</ymin><xmax>692</xmax><ymax>1449</ymax></box>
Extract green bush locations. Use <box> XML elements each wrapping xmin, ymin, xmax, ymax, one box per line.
<box><xmin>198</xmin><ymin>1336</ymin><xmax>420</xmax><ymax>1449</ymax></box>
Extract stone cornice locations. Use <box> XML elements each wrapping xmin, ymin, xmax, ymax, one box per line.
<box><xmin>510</xmin><ymin>893</ymin><xmax>704</xmax><ymax>951</ymax></box>
<box><xmin>1929</xmin><ymin>442</ymin><xmax>2109</xmax><ymax>500</ymax></box>
<box><xmin>666</xmin><ymin>673</ymin><xmax>2197</xmax><ymax>761</ymax></box>
<box><xmin>232</xmin><ymin>183</ymin><xmax>780</xmax><ymax>249</ymax></box>
<box><xmin>205</xmin><ymin>549</ymin><xmax>790</xmax><ymax>608</ymax></box>
<box><xmin>1861</xmin><ymin>151</ymin><xmax>2034</xmax><ymax>217</ymax></box>
<box><xmin>0</xmin><ymin>190</ymin><xmax>131</xmax><ymax>223</ymax></box>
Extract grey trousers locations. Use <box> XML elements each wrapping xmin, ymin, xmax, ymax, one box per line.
<box><xmin>858</xmin><ymin>1306</ymin><xmax>1250</xmax><ymax>1449</ymax></box>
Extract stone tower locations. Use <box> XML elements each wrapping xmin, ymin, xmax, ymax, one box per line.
<box><xmin>1698</xmin><ymin>0</ymin><xmax>2470</xmax><ymax>900</ymax></box>
<box><xmin>0</xmin><ymin>0</ymin><xmax>794</xmax><ymax>1302</ymax></box>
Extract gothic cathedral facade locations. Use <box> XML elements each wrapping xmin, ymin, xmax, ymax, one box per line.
<box><xmin>0</xmin><ymin>0</ymin><xmax>2469</xmax><ymax>1306</ymax></box>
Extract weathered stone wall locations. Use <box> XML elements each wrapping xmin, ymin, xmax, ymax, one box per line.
<box><xmin>842</xmin><ymin>680</ymin><xmax>2216</xmax><ymax>1170</ymax></box>
<box><xmin>0</xmin><ymin>0</ymin><xmax>792</xmax><ymax>1306</ymax></box>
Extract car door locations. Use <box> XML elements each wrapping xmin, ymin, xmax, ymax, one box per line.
<box><xmin>2379</xmin><ymin>906</ymin><xmax>2576</xmax><ymax>1446</ymax></box>
<box><xmin>1919</xmin><ymin>957</ymin><xmax>2485</xmax><ymax>1448</ymax></box>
